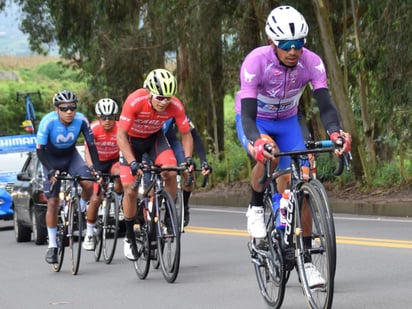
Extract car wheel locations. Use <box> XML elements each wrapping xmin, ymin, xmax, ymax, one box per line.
<box><xmin>33</xmin><ymin>208</ymin><xmax>47</xmax><ymax>245</ymax></box>
<box><xmin>14</xmin><ymin>212</ymin><xmax>31</xmax><ymax>242</ymax></box>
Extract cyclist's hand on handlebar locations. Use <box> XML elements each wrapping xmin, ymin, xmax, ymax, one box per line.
<box><xmin>183</xmin><ymin>157</ymin><xmax>194</xmax><ymax>172</ymax></box>
<box><xmin>252</xmin><ymin>138</ymin><xmax>275</xmax><ymax>164</ymax></box>
<box><xmin>129</xmin><ymin>161</ymin><xmax>143</xmax><ymax>177</ymax></box>
<box><xmin>47</xmin><ymin>169</ymin><xmax>60</xmax><ymax>181</ymax></box>
<box><xmin>330</xmin><ymin>130</ymin><xmax>352</xmax><ymax>155</ymax></box>
<box><xmin>201</xmin><ymin>161</ymin><xmax>212</xmax><ymax>176</ymax></box>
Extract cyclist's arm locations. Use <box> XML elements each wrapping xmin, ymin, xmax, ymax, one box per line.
<box><xmin>241</xmin><ymin>98</ymin><xmax>261</xmax><ymax>142</ymax></box>
<box><xmin>36</xmin><ymin>145</ymin><xmax>54</xmax><ymax>170</ymax></box>
<box><xmin>81</xmin><ymin>120</ymin><xmax>100</xmax><ymax>167</ymax></box>
<box><xmin>117</xmin><ymin>127</ymin><xmax>136</xmax><ymax>164</ymax></box>
<box><xmin>313</xmin><ymin>88</ymin><xmax>341</xmax><ymax>135</ymax></box>
<box><xmin>191</xmin><ymin>127</ymin><xmax>207</xmax><ymax>163</ymax></box>
<box><xmin>180</xmin><ymin>131</ymin><xmax>193</xmax><ymax>159</ymax></box>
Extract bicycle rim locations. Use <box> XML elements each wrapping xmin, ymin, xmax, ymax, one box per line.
<box><xmin>69</xmin><ymin>198</ymin><xmax>82</xmax><ymax>275</ymax></box>
<box><xmin>296</xmin><ymin>182</ymin><xmax>334</xmax><ymax>309</ymax></box>
<box><xmin>253</xmin><ymin>191</ymin><xmax>286</xmax><ymax>308</ymax></box>
<box><xmin>103</xmin><ymin>193</ymin><xmax>120</xmax><ymax>264</ymax></box>
<box><xmin>94</xmin><ymin>216</ymin><xmax>103</xmax><ymax>262</ymax></box>
<box><xmin>157</xmin><ymin>190</ymin><xmax>181</xmax><ymax>283</ymax></box>
<box><xmin>309</xmin><ymin>178</ymin><xmax>337</xmax><ymax>279</ymax></box>
<box><xmin>52</xmin><ymin>214</ymin><xmax>66</xmax><ymax>272</ymax></box>
<box><xmin>133</xmin><ymin>222</ymin><xmax>150</xmax><ymax>280</ymax></box>
<box><xmin>175</xmin><ymin>188</ymin><xmax>184</xmax><ymax>233</ymax></box>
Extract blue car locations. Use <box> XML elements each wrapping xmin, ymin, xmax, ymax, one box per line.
<box><xmin>0</xmin><ymin>152</ymin><xmax>29</xmax><ymax>220</ymax></box>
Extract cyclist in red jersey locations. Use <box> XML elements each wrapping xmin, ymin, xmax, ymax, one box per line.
<box><xmin>117</xmin><ymin>68</ymin><xmax>193</xmax><ymax>261</ymax></box>
<box><xmin>82</xmin><ymin>98</ymin><xmax>122</xmax><ymax>251</ymax></box>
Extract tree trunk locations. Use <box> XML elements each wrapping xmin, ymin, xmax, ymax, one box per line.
<box><xmin>312</xmin><ymin>0</ymin><xmax>363</xmax><ymax>181</ymax></box>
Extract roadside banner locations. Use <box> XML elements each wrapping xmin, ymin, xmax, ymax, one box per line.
<box><xmin>0</xmin><ymin>134</ymin><xmax>36</xmax><ymax>154</ymax></box>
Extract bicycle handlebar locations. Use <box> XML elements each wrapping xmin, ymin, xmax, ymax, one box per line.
<box><xmin>258</xmin><ymin>140</ymin><xmax>351</xmax><ymax>184</ymax></box>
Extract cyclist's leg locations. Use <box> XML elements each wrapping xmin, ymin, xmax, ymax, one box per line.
<box><xmin>151</xmin><ymin>132</ymin><xmax>178</xmax><ymax>199</ymax></box>
<box><xmin>69</xmin><ymin>151</ymin><xmax>94</xmax><ymax>212</ymax></box>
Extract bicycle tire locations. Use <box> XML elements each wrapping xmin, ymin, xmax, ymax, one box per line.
<box><xmin>103</xmin><ymin>192</ymin><xmax>120</xmax><ymax>264</ymax></box>
<box><xmin>309</xmin><ymin>178</ymin><xmax>337</xmax><ymax>279</ymax></box>
<box><xmin>69</xmin><ymin>198</ymin><xmax>83</xmax><ymax>275</ymax></box>
<box><xmin>94</xmin><ymin>215</ymin><xmax>103</xmax><ymax>262</ymax></box>
<box><xmin>295</xmin><ymin>182</ymin><xmax>334</xmax><ymax>309</ymax></box>
<box><xmin>52</xmin><ymin>211</ymin><xmax>66</xmax><ymax>272</ymax></box>
<box><xmin>175</xmin><ymin>186</ymin><xmax>184</xmax><ymax>232</ymax></box>
<box><xmin>157</xmin><ymin>190</ymin><xmax>181</xmax><ymax>283</ymax></box>
<box><xmin>133</xmin><ymin>201</ymin><xmax>151</xmax><ymax>279</ymax></box>
<box><xmin>252</xmin><ymin>191</ymin><xmax>286</xmax><ymax>308</ymax></box>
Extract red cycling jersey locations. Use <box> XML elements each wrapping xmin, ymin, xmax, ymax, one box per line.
<box><xmin>118</xmin><ymin>88</ymin><xmax>190</xmax><ymax>137</ymax></box>
<box><xmin>85</xmin><ymin>120</ymin><xmax>119</xmax><ymax>161</ymax></box>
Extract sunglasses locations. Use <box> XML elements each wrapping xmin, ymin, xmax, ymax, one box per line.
<box><xmin>58</xmin><ymin>105</ymin><xmax>77</xmax><ymax>112</ymax></box>
<box><xmin>153</xmin><ymin>94</ymin><xmax>171</xmax><ymax>102</ymax></box>
<box><xmin>99</xmin><ymin>115</ymin><xmax>116</xmax><ymax>121</ymax></box>
<box><xmin>277</xmin><ymin>39</ymin><xmax>305</xmax><ymax>51</ymax></box>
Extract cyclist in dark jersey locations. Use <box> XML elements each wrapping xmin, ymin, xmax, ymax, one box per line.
<box><xmin>235</xmin><ymin>6</ymin><xmax>351</xmax><ymax>287</ymax></box>
<box><xmin>37</xmin><ymin>90</ymin><xmax>100</xmax><ymax>264</ymax></box>
<box><xmin>162</xmin><ymin>117</ymin><xmax>211</xmax><ymax>226</ymax></box>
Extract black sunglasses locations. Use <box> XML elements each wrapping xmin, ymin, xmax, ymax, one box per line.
<box><xmin>99</xmin><ymin>115</ymin><xmax>116</xmax><ymax>121</ymax></box>
<box><xmin>58</xmin><ymin>105</ymin><xmax>77</xmax><ymax>112</ymax></box>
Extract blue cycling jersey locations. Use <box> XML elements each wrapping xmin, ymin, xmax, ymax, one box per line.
<box><xmin>37</xmin><ymin>111</ymin><xmax>93</xmax><ymax>150</ymax></box>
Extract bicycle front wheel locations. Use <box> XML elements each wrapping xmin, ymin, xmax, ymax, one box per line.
<box><xmin>309</xmin><ymin>178</ymin><xmax>337</xmax><ymax>279</ymax></box>
<box><xmin>52</xmin><ymin>211</ymin><xmax>66</xmax><ymax>272</ymax></box>
<box><xmin>133</xmin><ymin>200</ymin><xmax>151</xmax><ymax>279</ymax></box>
<box><xmin>251</xmin><ymin>188</ymin><xmax>286</xmax><ymax>308</ymax></box>
<box><xmin>175</xmin><ymin>187</ymin><xmax>184</xmax><ymax>232</ymax></box>
<box><xmin>69</xmin><ymin>198</ymin><xmax>83</xmax><ymax>275</ymax></box>
<box><xmin>296</xmin><ymin>182</ymin><xmax>334</xmax><ymax>309</ymax></box>
<box><xmin>94</xmin><ymin>215</ymin><xmax>103</xmax><ymax>262</ymax></box>
<box><xmin>103</xmin><ymin>192</ymin><xmax>120</xmax><ymax>264</ymax></box>
<box><xmin>157</xmin><ymin>190</ymin><xmax>181</xmax><ymax>283</ymax></box>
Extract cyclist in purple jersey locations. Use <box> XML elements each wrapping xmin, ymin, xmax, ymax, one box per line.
<box><xmin>236</xmin><ymin>6</ymin><xmax>351</xmax><ymax>287</ymax></box>
<box><xmin>36</xmin><ymin>89</ymin><xmax>101</xmax><ymax>264</ymax></box>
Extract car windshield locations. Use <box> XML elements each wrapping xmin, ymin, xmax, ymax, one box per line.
<box><xmin>0</xmin><ymin>152</ymin><xmax>28</xmax><ymax>172</ymax></box>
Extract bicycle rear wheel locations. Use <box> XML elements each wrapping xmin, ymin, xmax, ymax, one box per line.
<box><xmin>52</xmin><ymin>212</ymin><xmax>66</xmax><ymax>272</ymax></box>
<box><xmin>103</xmin><ymin>192</ymin><xmax>120</xmax><ymax>264</ymax></box>
<box><xmin>157</xmin><ymin>190</ymin><xmax>181</xmax><ymax>283</ymax></box>
<box><xmin>69</xmin><ymin>198</ymin><xmax>83</xmax><ymax>275</ymax></box>
<box><xmin>252</xmin><ymin>189</ymin><xmax>286</xmax><ymax>308</ymax></box>
<box><xmin>296</xmin><ymin>182</ymin><xmax>334</xmax><ymax>309</ymax></box>
<box><xmin>309</xmin><ymin>178</ymin><xmax>337</xmax><ymax>279</ymax></box>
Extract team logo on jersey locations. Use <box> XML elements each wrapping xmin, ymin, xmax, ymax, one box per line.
<box><xmin>56</xmin><ymin>132</ymin><xmax>75</xmax><ymax>143</ymax></box>
<box><xmin>315</xmin><ymin>62</ymin><xmax>325</xmax><ymax>73</ymax></box>
<box><xmin>243</xmin><ymin>68</ymin><xmax>256</xmax><ymax>82</ymax></box>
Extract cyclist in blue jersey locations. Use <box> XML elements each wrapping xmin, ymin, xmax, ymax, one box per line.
<box><xmin>36</xmin><ymin>90</ymin><xmax>101</xmax><ymax>264</ymax></box>
<box><xmin>162</xmin><ymin>118</ymin><xmax>211</xmax><ymax>226</ymax></box>
<box><xmin>235</xmin><ymin>6</ymin><xmax>351</xmax><ymax>287</ymax></box>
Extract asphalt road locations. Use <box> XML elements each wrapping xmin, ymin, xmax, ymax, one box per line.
<box><xmin>1</xmin><ymin>205</ymin><xmax>412</xmax><ymax>309</ymax></box>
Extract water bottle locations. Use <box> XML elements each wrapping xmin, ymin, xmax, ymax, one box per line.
<box><xmin>272</xmin><ymin>193</ymin><xmax>283</xmax><ymax>230</ymax></box>
<box><xmin>279</xmin><ymin>190</ymin><xmax>290</xmax><ymax>227</ymax></box>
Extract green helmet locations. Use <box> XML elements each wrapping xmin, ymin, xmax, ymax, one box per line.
<box><xmin>144</xmin><ymin>69</ymin><xmax>177</xmax><ymax>97</ymax></box>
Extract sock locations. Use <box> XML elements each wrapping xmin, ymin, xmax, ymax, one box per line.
<box><xmin>250</xmin><ymin>190</ymin><xmax>264</xmax><ymax>207</ymax></box>
<box><xmin>125</xmin><ymin>217</ymin><xmax>135</xmax><ymax>241</ymax></box>
<box><xmin>86</xmin><ymin>222</ymin><xmax>95</xmax><ymax>237</ymax></box>
<box><xmin>47</xmin><ymin>227</ymin><xmax>57</xmax><ymax>248</ymax></box>
<box><xmin>80</xmin><ymin>198</ymin><xmax>88</xmax><ymax>212</ymax></box>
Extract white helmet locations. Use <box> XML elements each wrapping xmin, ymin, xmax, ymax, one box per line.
<box><xmin>265</xmin><ymin>6</ymin><xmax>309</xmax><ymax>42</ymax></box>
<box><xmin>95</xmin><ymin>98</ymin><xmax>119</xmax><ymax>116</ymax></box>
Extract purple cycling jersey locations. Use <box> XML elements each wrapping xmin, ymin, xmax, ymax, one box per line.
<box><xmin>235</xmin><ymin>45</ymin><xmax>328</xmax><ymax>120</ymax></box>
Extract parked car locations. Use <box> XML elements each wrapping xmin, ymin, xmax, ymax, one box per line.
<box><xmin>12</xmin><ymin>146</ymin><xmax>87</xmax><ymax>245</ymax></box>
<box><xmin>12</xmin><ymin>151</ymin><xmax>48</xmax><ymax>244</ymax></box>
<box><xmin>0</xmin><ymin>151</ymin><xmax>29</xmax><ymax>221</ymax></box>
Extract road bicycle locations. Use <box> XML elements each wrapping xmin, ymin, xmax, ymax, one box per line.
<box><xmin>51</xmin><ymin>172</ymin><xmax>95</xmax><ymax>275</ymax></box>
<box><xmin>93</xmin><ymin>173</ymin><xmax>123</xmax><ymax>264</ymax></box>
<box><xmin>16</xmin><ymin>91</ymin><xmax>41</xmax><ymax>133</ymax></box>
<box><xmin>175</xmin><ymin>165</ymin><xmax>209</xmax><ymax>233</ymax></box>
<box><xmin>132</xmin><ymin>164</ymin><xmax>186</xmax><ymax>283</ymax></box>
<box><xmin>249</xmin><ymin>140</ymin><xmax>350</xmax><ymax>309</ymax></box>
